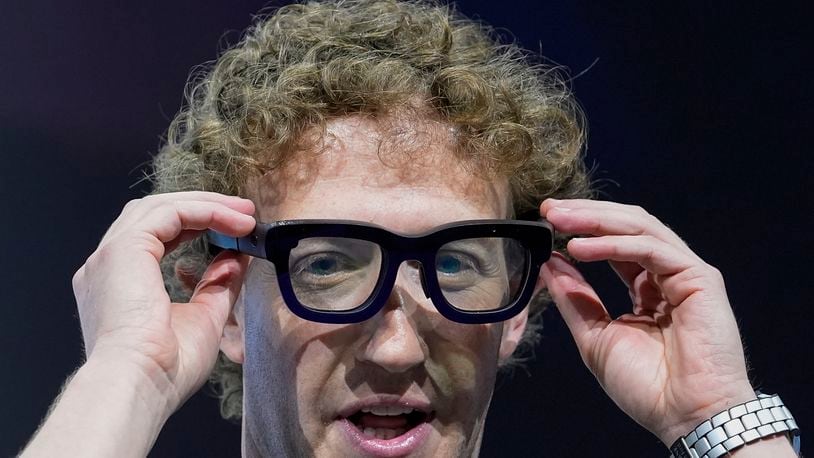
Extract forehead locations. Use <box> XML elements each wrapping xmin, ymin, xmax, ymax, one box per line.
<box><xmin>250</xmin><ymin>114</ymin><xmax>510</xmax><ymax>232</ymax></box>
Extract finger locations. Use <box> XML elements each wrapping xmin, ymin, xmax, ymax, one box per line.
<box><xmin>188</xmin><ymin>251</ymin><xmax>250</xmax><ymax>336</ymax></box>
<box><xmin>541</xmin><ymin>198</ymin><xmax>646</xmax><ymax>214</ymax></box>
<box><xmin>84</xmin><ymin>200</ymin><xmax>254</xmax><ymax>327</ymax></box>
<box><xmin>149</xmin><ymin>201</ymin><xmax>256</xmax><ymax>241</ymax></box>
<box><xmin>541</xmin><ymin>199</ymin><xmax>695</xmax><ymax>257</ymax></box>
<box><xmin>629</xmin><ymin>270</ymin><xmax>671</xmax><ymax>315</ymax></box>
<box><xmin>128</xmin><ymin>192</ymin><xmax>254</xmax><ymax>215</ymax></box>
<box><xmin>541</xmin><ymin>252</ymin><xmax>611</xmax><ymax>354</ymax></box>
<box><xmin>163</xmin><ymin>229</ymin><xmax>208</xmax><ymax>254</ymax></box>
<box><xmin>567</xmin><ymin>235</ymin><xmax>695</xmax><ymax>276</ymax></box>
<box><xmin>606</xmin><ymin>260</ymin><xmax>667</xmax><ymax>316</ymax></box>
<box><xmin>103</xmin><ymin>201</ymin><xmax>256</xmax><ymax>260</ymax></box>
<box><xmin>104</xmin><ymin>193</ymin><xmax>255</xmax><ymax>242</ymax></box>
<box><xmin>656</xmin><ymin>263</ymin><xmax>727</xmax><ymax>310</ymax></box>
<box><xmin>608</xmin><ymin>259</ymin><xmax>644</xmax><ymax>289</ymax></box>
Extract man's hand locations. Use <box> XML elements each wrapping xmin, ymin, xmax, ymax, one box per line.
<box><xmin>539</xmin><ymin>199</ymin><xmax>795</xmax><ymax>455</ymax></box>
<box><xmin>23</xmin><ymin>191</ymin><xmax>255</xmax><ymax>457</ymax></box>
<box><xmin>73</xmin><ymin>191</ymin><xmax>255</xmax><ymax>404</ymax></box>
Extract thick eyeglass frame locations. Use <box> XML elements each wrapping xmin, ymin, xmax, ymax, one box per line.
<box><xmin>207</xmin><ymin>219</ymin><xmax>553</xmax><ymax>324</ymax></box>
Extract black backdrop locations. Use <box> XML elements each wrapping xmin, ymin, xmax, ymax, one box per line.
<box><xmin>2</xmin><ymin>1</ymin><xmax>811</xmax><ymax>456</ymax></box>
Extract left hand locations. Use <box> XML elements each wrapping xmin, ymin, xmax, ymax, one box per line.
<box><xmin>539</xmin><ymin>198</ymin><xmax>755</xmax><ymax>445</ymax></box>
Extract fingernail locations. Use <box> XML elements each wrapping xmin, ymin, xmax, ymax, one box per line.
<box><xmin>552</xmin><ymin>206</ymin><xmax>572</xmax><ymax>212</ymax></box>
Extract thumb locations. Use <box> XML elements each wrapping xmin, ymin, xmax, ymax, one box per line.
<box><xmin>541</xmin><ymin>252</ymin><xmax>611</xmax><ymax>358</ymax></box>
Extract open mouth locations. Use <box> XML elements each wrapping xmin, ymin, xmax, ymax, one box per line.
<box><xmin>343</xmin><ymin>405</ymin><xmax>434</xmax><ymax>440</ymax></box>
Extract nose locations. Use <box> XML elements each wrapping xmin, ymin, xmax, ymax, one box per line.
<box><xmin>357</xmin><ymin>264</ymin><xmax>428</xmax><ymax>373</ymax></box>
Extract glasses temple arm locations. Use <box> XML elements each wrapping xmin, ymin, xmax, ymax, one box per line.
<box><xmin>206</xmin><ymin>229</ymin><xmax>267</xmax><ymax>258</ymax></box>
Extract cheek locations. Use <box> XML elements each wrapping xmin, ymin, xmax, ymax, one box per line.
<box><xmin>241</xmin><ymin>280</ymin><xmax>339</xmax><ymax>436</ymax></box>
<box><xmin>240</xmin><ymin>283</ymin><xmax>302</xmax><ymax>443</ymax></box>
<box><xmin>244</xmin><ymin>282</ymin><xmax>334</xmax><ymax>395</ymax></box>
<box><xmin>262</xmin><ymin>297</ymin><xmax>361</xmax><ymax>425</ymax></box>
<box><xmin>242</xmin><ymin>283</ymin><xmax>294</xmax><ymax>397</ymax></box>
<box><xmin>425</xmin><ymin>322</ymin><xmax>503</xmax><ymax>400</ymax></box>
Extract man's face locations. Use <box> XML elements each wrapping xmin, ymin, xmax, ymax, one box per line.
<box><xmin>221</xmin><ymin>114</ymin><xmax>528</xmax><ymax>457</ymax></box>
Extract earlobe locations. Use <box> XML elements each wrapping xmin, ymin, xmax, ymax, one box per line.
<box><xmin>498</xmin><ymin>308</ymin><xmax>528</xmax><ymax>363</ymax></box>
<box><xmin>220</xmin><ymin>291</ymin><xmax>246</xmax><ymax>364</ymax></box>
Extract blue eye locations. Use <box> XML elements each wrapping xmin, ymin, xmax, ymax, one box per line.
<box><xmin>436</xmin><ymin>255</ymin><xmax>463</xmax><ymax>274</ymax></box>
<box><xmin>305</xmin><ymin>257</ymin><xmax>339</xmax><ymax>276</ymax></box>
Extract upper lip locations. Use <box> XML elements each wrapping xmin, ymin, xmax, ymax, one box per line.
<box><xmin>337</xmin><ymin>394</ymin><xmax>433</xmax><ymax>419</ymax></box>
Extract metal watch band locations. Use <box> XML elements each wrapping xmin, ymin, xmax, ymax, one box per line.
<box><xmin>669</xmin><ymin>393</ymin><xmax>800</xmax><ymax>458</ymax></box>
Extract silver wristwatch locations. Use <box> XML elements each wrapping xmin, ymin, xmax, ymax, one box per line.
<box><xmin>669</xmin><ymin>393</ymin><xmax>800</xmax><ymax>458</ymax></box>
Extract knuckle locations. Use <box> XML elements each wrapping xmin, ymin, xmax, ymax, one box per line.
<box><xmin>685</xmin><ymin>263</ymin><xmax>723</xmax><ymax>287</ymax></box>
<box><xmin>703</xmin><ymin>263</ymin><xmax>724</xmax><ymax>281</ymax></box>
<box><xmin>636</xmin><ymin>206</ymin><xmax>653</xmax><ymax>219</ymax></box>
<box><xmin>624</xmin><ymin>203</ymin><xmax>647</xmax><ymax>215</ymax></box>
<box><xmin>123</xmin><ymin>198</ymin><xmax>144</xmax><ymax>211</ymax></box>
<box><xmin>588</xmin><ymin>219</ymin><xmax>603</xmax><ymax>234</ymax></box>
<box><xmin>644</xmin><ymin>212</ymin><xmax>661</xmax><ymax>227</ymax></box>
<box><xmin>639</xmin><ymin>235</ymin><xmax>659</xmax><ymax>250</ymax></box>
<box><xmin>93</xmin><ymin>241</ymin><xmax>123</xmax><ymax>263</ymax></box>
<box><xmin>71</xmin><ymin>266</ymin><xmax>86</xmax><ymax>289</ymax></box>
<box><xmin>84</xmin><ymin>249</ymin><xmax>100</xmax><ymax>267</ymax></box>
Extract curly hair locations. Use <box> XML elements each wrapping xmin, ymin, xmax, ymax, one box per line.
<box><xmin>152</xmin><ymin>0</ymin><xmax>592</xmax><ymax>421</ymax></box>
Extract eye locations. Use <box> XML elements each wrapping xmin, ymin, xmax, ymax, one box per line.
<box><xmin>307</xmin><ymin>256</ymin><xmax>338</xmax><ymax>275</ymax></box>
<box><xmin>436</xmin><ymin>252</ymin><xmax>474</xmax><ymax>275</ymax></box>
<box><xmin>296</xmin><ymin>253</ymin><xmax>347</xmax><ymax>277</ymax></box>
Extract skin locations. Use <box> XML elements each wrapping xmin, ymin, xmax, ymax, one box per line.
<box><xmin>21</xmin><ymin>113</ymin><xmax>796</xmax><ymax>457</ymax></box>
<box><xmin>220</xmin><ymin>115</ymin><xmax>528</xmax><ymax>457</ymax></box>
<box><xmin>539</xmin><ymin>201</ymin><xmax>761</xmax><ymax>444</ymax></box>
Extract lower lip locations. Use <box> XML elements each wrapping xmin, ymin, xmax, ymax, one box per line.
<box><xmin>338</xmin><ymin>418</ymin><xmax>432</xmax><ymax>457</ymax></box>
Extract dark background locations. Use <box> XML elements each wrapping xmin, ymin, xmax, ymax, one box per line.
<box><xmin>2</xmin><ymin>1</ymin><xmax>811</xmax><ymax>456</ymax></box>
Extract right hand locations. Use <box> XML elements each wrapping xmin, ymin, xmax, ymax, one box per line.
<box><xmin>72</xmin><ymin>191</ymin><xmax>255</xmax><ymax>410</ymax></box>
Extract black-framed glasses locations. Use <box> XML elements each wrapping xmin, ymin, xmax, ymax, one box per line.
<box><xmin>208</xmin><ymin>219</ymin><xmax>553</xmax><ymax>324</ymax></box>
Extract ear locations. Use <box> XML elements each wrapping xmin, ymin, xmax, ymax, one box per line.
<box><xmin>498</xmin><ymin>307</ymin><xmax>528</xmax><ymax>364</ymax></box>
<box><xmin>219</xmin><ymin>286</ymin><xmax>246</xmax><ymax>364</ymax></box>
<box><xmin>175</xmin><ymin>257</ymin><xmax>245</xmax><ymax>363</ymax></box>
<box><xmin>498</xmin><ymin>268</ymin><xmax>547</xmax><ymax>363</ymax></box>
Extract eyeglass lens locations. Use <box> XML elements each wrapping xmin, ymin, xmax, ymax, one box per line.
<box><xmin>436</xmin><ymin>237</ymin><xmax>527</xmax><ymax>311</ymax></box>
<box><xmin>287</xmin><ymin>236</ymin><xmax>528</xmax><ymax>313</ymax></box>
<box><xmin>288</xmin><ymin>237</ymin><xmax>383</xmax><ymax>311</ymax></box>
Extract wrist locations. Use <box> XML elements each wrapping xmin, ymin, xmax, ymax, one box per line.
<box><xmin>22</xmin><ymin>355</ymin><xmax>179</xmax><ymax>457</ymax></box>
<box><xmin>667</xmin><ymin>392</ymin><xmax>799</xmax><ymax>458</ymax></box>
<box><xmin>660</xmin><ymin>382</ymin><xmax>756</xmax><ymax>446</ymax></box>
<box><xmin>87</xmin><ymin>344</ymin><xmax>186</xmax><ymax>410</ymax></box>
<box><xmin>729</xmin><ymin>434</ymin><xmax>798</xmax><ymax>457</ymax></box>
<box><xmin>82</xmin><ymin>349</ymin><xmax>181</xmax><ymax>419</ymax></box>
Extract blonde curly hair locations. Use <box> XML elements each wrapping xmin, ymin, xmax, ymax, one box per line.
<box><xmin>152</xmin><ymin>0</ymin><xmax>592</xmax><ymax>421</ymax></box>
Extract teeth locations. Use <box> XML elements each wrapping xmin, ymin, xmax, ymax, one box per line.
<box><xmin>360</xmin><ymin>406</ymin><xmax>416</xmax><ymax>416</ymax></box>
<box><xmin>361</xmin><ymin>427</ymin><xmax>407</xmax><ymax>439</ymax></box>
